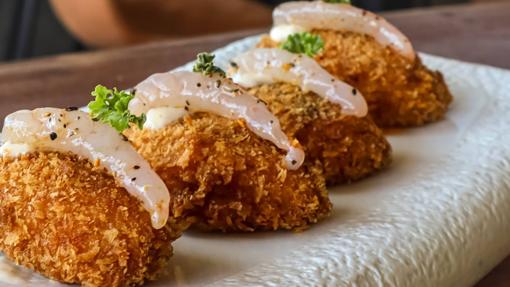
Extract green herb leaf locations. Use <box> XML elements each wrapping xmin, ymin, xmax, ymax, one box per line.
<box><xmin>192</xmin><ymin>52</ymin><xmax>226</xmax><ymax>77</ymax></box>
<box><xmin>323</xmin><ymin>0</ymin><xmax>351</xmax><ymax>4</ymax></box>
<box><xmin>280</xmin><ymin>32</ymin><xmax>325</xmax><ymax>57</ymax></box>
<box><xmin>88</xmin><ymin>85</ymin><xmax>146</xmax><ymax>132</ymax></box>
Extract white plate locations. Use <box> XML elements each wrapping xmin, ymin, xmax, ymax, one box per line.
<box><xmin>1</xmin><ymin>36</ymin><xmax>510</xmax><ymax>287</ymax></box>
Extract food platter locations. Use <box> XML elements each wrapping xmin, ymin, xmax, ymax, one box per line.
<box><xmin>1</xmin><ymin>35</ymin><xmax>510</xmax><ymax>286</ymax></box>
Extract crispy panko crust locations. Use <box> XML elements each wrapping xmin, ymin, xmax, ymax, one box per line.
<box><xmin>247</xmin><ymin>82</ymin><xmax>392</xmax><ymax>185</ymax></box>
<box><xmin>124</xmin><ymin>113</ymin><xmax>331</xmax><ymax>232</ymax></box>
<box><xmin>0</xmin><ymin>152</ymin><xmax>186</xmax><ymax>287</ymax></box>
<box><xmin>259</xmin><ymin>30</ymin><xmax>453</xmax><ymax>127</ymax></box>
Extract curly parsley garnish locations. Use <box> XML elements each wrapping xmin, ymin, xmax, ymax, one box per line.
<box><xmin>280</xmin><ymin>32</ymin><xmax>325</xmax><ymax>57</ymax></box>
<box><xmin>88</xmin><ymin>85</ymin><xmax>146</xmax><ymax>132</ymax></box>
<box><xmin>192</xmin><ymin>52</ymin><xmax>226</xmax><ymax>77</ymax></box>
<box><xmin>323</xmin><ymin>0</ymin><xmax>351</xmax><ymax>4</ymax></box>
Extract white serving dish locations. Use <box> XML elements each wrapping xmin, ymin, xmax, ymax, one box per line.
<box><xmin>1</xmin><ymin>36</ymin><xmax>510</xmax><ymax>287</ymax></box>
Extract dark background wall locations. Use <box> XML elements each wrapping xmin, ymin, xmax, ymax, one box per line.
<box><xmin>0</xmin><ymin>0</ymin><xmax>468</xmax><ymax>63</ymax></box>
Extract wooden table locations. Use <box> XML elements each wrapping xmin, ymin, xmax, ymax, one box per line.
<box><xmin>0</xmin><ymin>1</ymin><xmax>509</xmax><ymax>286</ymax></box>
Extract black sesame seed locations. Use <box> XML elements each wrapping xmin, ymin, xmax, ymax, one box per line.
<box><xmin>63</xmin><ymin>124</ymin><xmax>67</xmax><ymax>128</ymax></box>
<box><xmin>197</xmin><ymin>83</ymin><xmax>202</xmax><ymax>87</ymax></box>
<box><xmin>121</xmin><ymin>135</ymin><xmax>129</xmax><ymax>141</ymax></box>
<box><xmin>131</xmin><ymin>177</ymin><xmax>137</xmax><ymax>181</ymax></box>
<box><xmin>185</xmin><ymin>100</ymin><xmax>190</xmax><ymax>106</ymax></box>
<box><xmin>230</xmin><ymin>61</ymin><xmax>238</xmax><ymax>68</ymax></box>
<box><xmin>352</xmin><ymin>89</ymin><xmax>357</xmax><ymax>96</ymax></box>
<box><xmin>133</xmin><ymin>165</ymin><xmax>140</xmax><ymax>170</ymax></box>
<box><xmin>184</xmin><ymin>106</ymin><xmax>189</xmax><ymax>111</ymax></box>
<box><xmin>270</xmin><ymin>120</ymin><xmax>274</xmax><ymax>124</ymax></box>
<box><xmin>65</xmin><ymin>107</ymin><xmax>78</xmax><ymax>111</ymax></box>
<box><xmin>92</xmin><ymin>118</ymin><xmax>98</xmax><ymax>122</ymax></box>
<box><xmin>78</xmin><ymin>116</ymin><xmax>81</xmax><ymax>120</ymax></box>
<box><xmin>49</xmin><ymin>132</ymin><xmax>58</xmax><ymax>141</ymax></box>
<box><xmin>291</xmin><ymin>159</ymin><xmax>297</xmax><ymax>165</ymax></box>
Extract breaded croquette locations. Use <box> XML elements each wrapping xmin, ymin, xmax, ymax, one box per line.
<box><xmin>0</xmin><ymin>152</ymin><xmax>186</xmax><ymax>287</ymax></box>
<box><xmin>259</xmin><ymin>30</ymin><xmax>453</xmax><ymax>127</ymax></box>
<box><xmin>247</xmin><ymin>82</ymin><xmax>392</xmax><ymax>185</ymax></box>
<box><xmin>125</xmin><ymin>112</ymin><xmax>331</xmax><ymax>232</ymax></box>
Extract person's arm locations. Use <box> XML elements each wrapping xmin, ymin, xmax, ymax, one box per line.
<box><xmin>50</xmin><ymin>0</ymin><xmax>272</xmax><ymax>48</ymax></box>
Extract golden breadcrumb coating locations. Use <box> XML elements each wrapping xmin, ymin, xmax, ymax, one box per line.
<box><xmin>0</xmin><ymin>152</ymin><xmax>186</xmax><ymax>287</ymax></box>
<box><xmin>259</xmin><ymin>30</ymin><xmax>453</xmax><ymax>127</ymax></box>
<box><xmin>124</xmin><ymin>113</ymin><xmax>331</xmax><ymax>232</ymax></box>
<box><xmin>247</xmin><ymin>82</ymin><xmax>392</xmax><ymax>185</ymax></box>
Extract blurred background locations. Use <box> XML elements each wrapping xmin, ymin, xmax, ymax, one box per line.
<box><xmin>0</xmin><ymin>0</ymin><xmax>487</xmax><ymax>63</ymax></box>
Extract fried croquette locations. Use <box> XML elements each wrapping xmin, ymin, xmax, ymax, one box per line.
<box><xmin>0</xmin><ymin>152</ymin><xmax>187</xmax><ymax>287</ymax></box>
<box><xmin>124</xmin><ymin>112</ymin><xmax>331</xmax><ymax>232</ymax></box>
<box><xmin>246</xmin><ymin>82</ymin><xmax>392</xmax><ymax>185</ymax></box>
<box><xmin>259</xmin><ymin>30</ymin><xmax>453</xmax><ymax>127</ymax></box>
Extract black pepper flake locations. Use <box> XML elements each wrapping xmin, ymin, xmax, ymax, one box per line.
<box><xmin>63</xmin><ymin>124</ymin><xmax>67</xmax><ymax>128</ymax></box>
<box><xmin>49</xmin><ymin>132</ymin><xmax>58</xmax><ymax>141</ymax></box>
<box><xmin>185</xmin><ymin>100</ymin><xmax>190</xmax><ymax>106</ymax></box>
<box><xmin>65</xmin><ymin>107</ymin><xmax>78</xmax><ymax>111</ymax></box>
<box><xmin>78</xmin><ymin>116</ymin><xmax>81</xmax><ymax>120</ymax></box>
<box><xmin>121</xmin><ymin>134</ymin><xmax>129</xmax><ymax>142</ymax></box>
<box><xmin>133</xmin><ymin>165</ymin><xmax>140</xmax><ymax>170</ymax></box>
<box><xmin>184</xmin><ymin>106</ymin><xmax>189</xmax><ymax>111</ymax></box>
<box><xmin>230</xmin><ymin>61</ymin><xmax>238</xmax><ymax>68</ymax></box>
<box><xmin>291</xmin><ymin>159</ymin><xmax>297</xmax><ymax>165</ymax></box>
<box><xmin>270</xmin><ymin>120</ymin><xmax>274</xmax><ymax>124</ymax></box>
<box><xmin>352</xmin><ymin>89</ymin><xmax>357</xmax><ymax>96</ymax></box>
<box><xmin>216</xmin><ymin>80</ymin><xmax>222</xmax><ymax>88</ymax></box>
<box><xmin>131</xmin><ymin>177</ymin><xmax>137</xmax><ymax>182</ymax></box>
<box><xmin>197</xmin><ymin>83</ymin><xmax>202</xmax><ymax>87</ymax></box>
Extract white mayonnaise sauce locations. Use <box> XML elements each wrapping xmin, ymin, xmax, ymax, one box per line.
<box><xmin>144</xmin><ymin>106</ymin><xmax>188</xmax><ymax>130</ymax></box>
<box><xmin>130</xmin><ymin>71</ymin><xmax>305</xmax><ymax>170</ymax></box>
<box><xmin>271</xmin><ymin>1</ymin><xmax>416</xmax><ymax>61</ymax></box>
<box><xmin>0</xmin><ymin>108</ymin><xmax>170</xmax><ymax>229</ymax></box>
<box><xmin>229</xmin><ymin>48</ymin><xmax>368</xmax><ymax>117</ymax></box>
<box><xmin>0</xmin><ymin>142</ymin><xmax>31</xmax><ymax>157</ymax></box>
<box><xmin>269</xmin><ymin>24</ymin><xmax>308</xmax><ymax>42</ymax></box>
